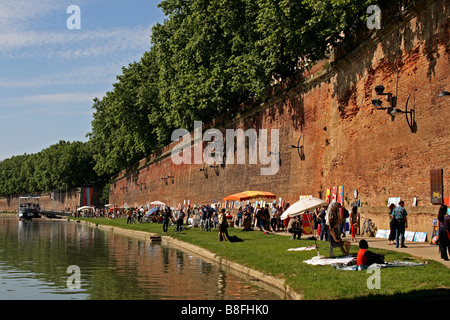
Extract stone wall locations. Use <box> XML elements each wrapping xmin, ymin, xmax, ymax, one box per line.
<box><xmin>109</xmin><ymin>0</ymin><xmax>449</xmax><ymax>233</ymax></box>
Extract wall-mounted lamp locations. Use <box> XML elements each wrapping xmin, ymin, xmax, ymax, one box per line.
<box><xmin>137</xmin><ymin>182</ymin><xmax>146</xmax><ymax>190</ymax></box>
<box><xmin>198</xmin><ymin>163</ymin><xmax>208</xmax><ymax>178</ymax></box>
<box><xmin>438</xmin><ymin>91</ymin><xmax>450</xmax><ymax>97</ymax></box>
<box><xmin>372</xmin><ymin>85</ymin><xmax>396</xmax><ymax>112</ymax></box>
<box><xmin>288</xmin><ymin>136</ymin><xmax>305</xmax><ymax>161</ymax></box>
<box><xmin>160</xmin><ymin>175</ymin><xmax>174</xmax><ymax>185</ymax></box>
<box><xmin>209</xmin><ymin>164</ymin><xmax>220</xmax><ymax>176</ymax></box>
<box><xmin>267</xmin><ymin>151</ymin><xmax>282</xmax><ymax>166</ymax></box>
<box><xmin>389</xmin><ymin>94</ymin><xmax>416</xmax><ymax>133</ymax></box>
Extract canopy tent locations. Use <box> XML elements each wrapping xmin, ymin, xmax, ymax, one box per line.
<box><xmin>150</xmin><ymin>201</ymin><xmax>165</xmax><ymax>206</ymax></box>
<box><xmin>280</xmin><ymin>197</ymin><xmax>328</xmax><ymax>220</ymax></box>
<box><xmin>223</xmin><ymin>191</ymin><xmax>276</xmax><ymax>202</ymax></box>
<box><xmin>77</xmin><ymin>206</ymin><xmax>95</xmax><ymax>211</ymax></box>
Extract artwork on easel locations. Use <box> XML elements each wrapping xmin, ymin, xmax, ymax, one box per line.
<box><xmin>430</xmin><ymin>219</ymin><xmax>439</xmax><ymax>243</ymax></box>
<box><xmin>375</xmin><ymin>229</ymin><xmax>389</xmax><ymax>239</ymax></box>
<box><xmin>413</xmin><ymin>232</ymin><xmax>427</xmax><ymax>242</ymax></box>
<box><xmin>387</xmin><ymin>197</ymin><xmax>400</xmax><ymax>206</ymax></box>
<box><xmin>405</xmin><ymin>231</ymin><xmax>415</xmax><ymax>242</ymax></box>
<box><xmin>326</xmin><ymin>188</ymin><xmax>331</xmax><ymax>203</ymax></box>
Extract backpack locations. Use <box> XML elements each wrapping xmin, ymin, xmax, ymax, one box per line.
<box><xmin>343</xmin><ymin>208</ymin><xmax>349</xmax><ymax>219</ymax></box>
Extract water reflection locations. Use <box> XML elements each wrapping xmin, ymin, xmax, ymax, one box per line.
<box><xmin>0</xmin><ymin>218</ymin><xmax>280</xmax><ymax>300</ymax></box>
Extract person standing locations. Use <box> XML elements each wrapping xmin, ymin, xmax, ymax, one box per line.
<box><xmin>437</xmin><ymin>205</ymin><xmax>449</xmax><ymax>261</ymax></box>
<box><xmin>270</xmin><ymin>205</ymin><xmax>278</xmax><ymax>232</ymax></box>
<box><xmin>350</xmin><ymin>206</ymin><xmax>358</xmax><ymax>242</ymax></box>
<box><xmin>283</xmin><ymin>203</ymin><xmax>291</xmax><ymax>233</ymax></box>
<box><xmin>243</xmin><ymin>206</ymin><xmax>252</xmax><ymax>231</ymax></box>
<box><xmin>218</xmin><ymin>209</ymin><xmax>228</xmax><ymax>241</ymax></box>
<box><xmin>319</xmin><ymin>205</ymin><xmax>328</xmax><ymax>241</ymax></box>
<box><xmin>313</xmin><ymin>207</ymin><xmax>320</xmax><ymax>238</ymax></box>
<box><xmin>162</xmin><ymin>208</ymin><xmax>171</xmax><ymax>233</ymax></box>
<box><xmin>199</xmin><ymin>206</ymin><xmax>206</xmax><ymax>231</ymax></box>
<box><xmin>236</xmin><ymin>207</ymin><xmax>243</xmax><ymax>227</ymax></box>
<box><xmin>126</xmin><ymin>208</ymin><xmax>133</xmax><ymax>224</ymax></box>
<box><xmin>392</xmin><ymin>200</ymin><xmax>408</xmax><ymax>248</ymax></box>
<box><xmin>277</xmin><ymin>206</ymin><xmax>283</xmax><ymax>231</ymax></box>
<box><xmin>388</xmin><ymin>203</ymin><xmax>396</xmax><ymax>245</ymax></box>
<box><xmin>176</xmin><ymin>209</ymin><xmax>185</xmax><ymax>231</ymax></box>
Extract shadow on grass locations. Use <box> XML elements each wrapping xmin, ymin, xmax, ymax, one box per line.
<box><xmin>354</xmin><ymin>288</ymin><xmax>450</xmax><ymax>300</ymax></box>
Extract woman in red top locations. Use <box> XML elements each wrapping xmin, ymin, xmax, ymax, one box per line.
<box><xmin>357</xmin><ymin>239</ymin><xmax>385</xmax><ymax>267</ymax></box>
<box><xmin>357</xmin><ymin>240</ymin><xmax>369</xmax><ymax>266</ymax></box>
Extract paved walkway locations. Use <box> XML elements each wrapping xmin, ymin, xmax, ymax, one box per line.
<box><xmin>352</xmin><ymin>234</ymin><xmax>450</xmax><ymax>268</ymax></box>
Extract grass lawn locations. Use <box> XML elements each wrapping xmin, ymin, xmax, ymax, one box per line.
<box><xmin>72</xmin><ymin>217</ymin><xmax>450</xmax><ymax>300</ymax></box>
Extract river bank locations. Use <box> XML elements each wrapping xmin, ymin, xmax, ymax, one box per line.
<box><xmin>68</xmin><ymin>217</ymin><xmax>450</xmax><ymax>300</ymax></box>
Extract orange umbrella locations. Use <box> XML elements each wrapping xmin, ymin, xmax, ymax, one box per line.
<box><xmin>242</xmin><ymin>191</ymin><xmax>276</xmax><ymax>199</ymax></box>
<box><xmin>223</xmin><ymin>191</ymin><xmax>276</xmax><ymax>201</ymax></box>
<box><xmin>223</xmin><ymin>192</ymin><xmax>252</xmax><ymax>201</ymax></box>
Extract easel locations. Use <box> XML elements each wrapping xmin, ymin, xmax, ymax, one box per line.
<box><xmin>430</xmin><ymin>218</ymin><xmax>439</xmax><ymax>244</ymax></box>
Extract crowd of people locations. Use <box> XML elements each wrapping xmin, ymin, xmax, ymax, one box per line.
<box><xmin>74</xmin><ymin>198</ymin><xmax>450</xmax><ymax>263</ymax></box>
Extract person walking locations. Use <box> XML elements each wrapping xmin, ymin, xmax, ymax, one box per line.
<box><xmin>388</xmin><ymin>203</ymin><xmax>396</xmax><ymax>245</ymax></box>
<box><xmin>392</xmin><ymin>200</ymin><xmax>408</xmax><ymax>248</ymax></box>
<box><xmin>437</xmin><ymin>205</ymin><xmax>450</xmax><ymax>261</ymax></box>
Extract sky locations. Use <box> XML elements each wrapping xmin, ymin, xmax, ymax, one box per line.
<box><xmin>0</xmin><ymin>0</ymin><xmax>166</xmax><ymax>160</ymax></box>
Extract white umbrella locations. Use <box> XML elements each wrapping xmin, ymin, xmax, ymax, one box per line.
<box><xmin>281</xmin><ymin>197</ymin><xmax>328</xmax><ymax>258</ymax></box>
<box><xmin>280</xmin><ymin>197</ymin><xmax>328</xmax><ymax>220</ymax></box>
<box><xmin>77</xmin><ymin>206</ymin><xmax>95</xmax><ymax>211</ymax></box>
<box><xmin>150</xmin><ymin>201</ymin><xmax>165</xmax><ymax>206</ymax></box>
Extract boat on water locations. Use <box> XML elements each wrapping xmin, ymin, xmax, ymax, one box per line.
<box><xmin>18</xmin><ymin>195</ymin><xmax>41</xmax><ymax>220</ymax></box>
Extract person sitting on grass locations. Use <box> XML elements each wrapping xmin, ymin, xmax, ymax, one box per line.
<box><xmin>329</xmin><ymin>221</ymin><xmax>350</xmax><ymax>255</ymax></box>
<box><xmin>357</xmin><ymin>239</ymin><xmax>385</xmax><ymax>267</ymax></box>
<box><xmin>287</xmin><ymin>215</ymin><xmax>303</xmax><ymax>240</ymax></box>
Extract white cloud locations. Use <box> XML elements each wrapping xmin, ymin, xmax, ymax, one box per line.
<box><xmin>0</xmin><ymin>0</ymin><xmax>66</xmax><ymax>30</ymax></box>
<box><xmin>0</xmin><ymin>63</ymin><xmax>119</xmax><ymax>88</ymax></box>
<box><xmin>0</xmin><ymin>26</ymin><xmax>152</xmax><ymax>59</ymax></box>
<box><xmin>1</xmin><ymin>92</ymin><xmax>103</xmax><ymax>107</ymax></box>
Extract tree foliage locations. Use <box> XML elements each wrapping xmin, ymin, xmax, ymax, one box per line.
<box><xmin>0</xmin><ymin>141</ymin><xmax>107</xmax><ymax>197</ymax></box>
<box><xmin>88</xmin><ymin>0</ymin><xmax>376</xmax><ymax>176</ymax></box>
<box><xmin>2</xmin><ymin>0</ymin><xmax>381</xmax><ymax>194</ymax></box>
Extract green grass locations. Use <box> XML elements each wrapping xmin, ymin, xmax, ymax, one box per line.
<box><xmin>72</xmin><ymin>217</ymin><xmax>450</xmax><ymax>300</ymax></box>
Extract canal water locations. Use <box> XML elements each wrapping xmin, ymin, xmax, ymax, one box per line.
<box><xmin>0</xmin><ymin>217</ymin><xmax>281</xmax><ymax>300</ymax></box>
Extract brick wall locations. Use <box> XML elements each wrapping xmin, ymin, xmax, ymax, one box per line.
<box><xmin>108</xmin><ymin>0</ymin><xmax>449</xmax><ymax>233</ymax></box>
<box><xmin>0</xmin><ymin>188</ymin><xmax>101</xmax><ymax>213</ymax></box>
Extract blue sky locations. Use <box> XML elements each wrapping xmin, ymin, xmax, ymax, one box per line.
<box><xmin>0</xmin><ymin>0</ymin><xmax>166</xmax><ymax>160</ymax></box>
